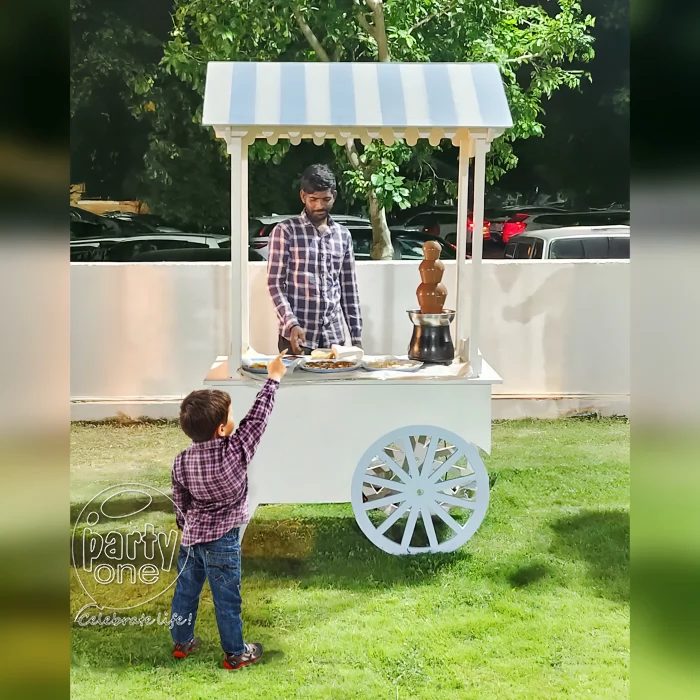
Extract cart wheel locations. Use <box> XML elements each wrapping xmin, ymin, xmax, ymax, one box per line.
<box><xmin>351</xmin><ymin>426</ymin><xmax>489</xmax><ymax>555</ymax></box>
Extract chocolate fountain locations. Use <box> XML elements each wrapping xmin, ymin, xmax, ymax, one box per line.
<box><xmin>407</xmin><ymin>241</ymin><xmax>455</xmax><ymax>364</ymax></box>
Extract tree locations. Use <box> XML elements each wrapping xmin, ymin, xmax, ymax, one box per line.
<box><xmin>163</xmin><ymin>1</ymin><xmax>595</xmax><ymax>255</ymax></box>
<box><xmin>70</xmin><ymin>0</ymin><xmax>163</xmax><ymax>198</ymax></box>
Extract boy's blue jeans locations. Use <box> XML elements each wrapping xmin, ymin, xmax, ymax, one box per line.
<box><xmin>170</xmin><ymin>526</ymin><xmax>245</xmax><ymax>655</ymax></box>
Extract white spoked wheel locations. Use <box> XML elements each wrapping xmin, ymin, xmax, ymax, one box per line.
<box><xmin>351</xmin><ymin>425</ymin><xmax>489</xmax><ymax>555</ymax></box>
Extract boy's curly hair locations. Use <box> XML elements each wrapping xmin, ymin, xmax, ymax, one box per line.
<box><xmin>179</xmin><ymin>389</ymin><xmax>231</xmax><ymax>442</ymax></box>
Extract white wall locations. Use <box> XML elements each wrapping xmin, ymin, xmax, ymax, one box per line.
<box><xmin>70</xmin><ymin>260</ymin><xmax>629</xmax><ymax>400</ymax></box>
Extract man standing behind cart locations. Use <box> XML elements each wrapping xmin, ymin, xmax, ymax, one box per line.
<box><xmin>267</xmin><ymin>164</ymin><xmax>363</xmax><ymax>354</ymax></box>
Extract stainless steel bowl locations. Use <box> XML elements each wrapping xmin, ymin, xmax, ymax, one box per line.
<box><xmin>407</xmin><ymin>309</ymin><xmax>456</xmax><ymax>327</ymax></box>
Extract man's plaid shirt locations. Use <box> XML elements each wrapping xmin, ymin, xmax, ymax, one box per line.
<box><xmin>266</xmin><ymin>210</ymin><xmax>363</xmax><ymax>349</ymax></box>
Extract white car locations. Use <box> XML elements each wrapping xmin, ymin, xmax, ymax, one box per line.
<box><xmin>496</xmin><ymin>209</ymin><xmax>630</xmax><ymax>244</ymax></box>
<box><xmin>70</xmin><ymin>233</ymin><xmax>230</xmax><ymax>262</ymax></box>
<box><xmin>503</xmin><ymin>226</ymin><xmax>630</xmax><ymax>260</ymax></box>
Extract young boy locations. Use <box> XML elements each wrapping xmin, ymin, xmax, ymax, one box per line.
<box><xmin>169</xmin><ymin>352</ymin><xmax>287</xmax><ymax>669</ymax></box>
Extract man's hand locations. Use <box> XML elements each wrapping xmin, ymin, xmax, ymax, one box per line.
<box><xmin>267</xmin><ymin>350</ymin><xmax>288</xmax><ymax>382</ymax></box>
<box><xmin>290</xmin><ymin>326</ymin><xmax>306</xmax><ymax>354</ymax></box>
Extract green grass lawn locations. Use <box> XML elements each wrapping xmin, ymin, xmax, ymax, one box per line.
<box><xmin>70</xmin><ymin>418</ymin><xmax>629</xmax><ymax>699</ymax></box>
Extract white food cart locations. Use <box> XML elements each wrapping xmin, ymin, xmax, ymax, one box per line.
<box><xmin>201</xmin><ymin>61</ymin><xmax>512</xmax><ymax>554</ymax></box>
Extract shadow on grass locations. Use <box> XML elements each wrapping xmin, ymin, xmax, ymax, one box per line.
<box><xmin>550</xmin><ymin>509</ymin><xmax>629</xmax><ymax>602</ymax></box>
<box><xmin>508</xmin><ymin>563</ymin><xmax>551</xmax><ymax>588</ymax></box>
<box><xmin>242</xmin><ymin>516</ymin><xmax>466</xmax><ymax>589</ymax></box>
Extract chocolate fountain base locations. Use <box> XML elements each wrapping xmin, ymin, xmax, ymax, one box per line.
<box><xmin>408</xmin><ymin>325</ymin><xmax>455</xmax><ymax>365</ymax></box>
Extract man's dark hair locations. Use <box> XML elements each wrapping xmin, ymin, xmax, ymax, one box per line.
<box><xmin>179</xmin><ymin>389</ymin><xmax>231</xmax><ymax>442</ymax></box>
<box><xmin>300</xmin><ymin>164</ymin><xmax>336</xmax><ymax>194</ymax></box>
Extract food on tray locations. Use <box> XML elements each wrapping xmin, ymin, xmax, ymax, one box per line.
<box><xmin>366</xmin><ymin>359</ymin><xmax>420</xmax><ymax>369</ymax></box>
<box><xmin>248</xmin><ymin>362</ymin><xmax>268</xmax><ymax>370</ymax></box>
<box><xmin>304</xmin><ymin>360</ymin><xmax>357</xmax><ymax>370</ymax></box>
<box><xmin>311</xmin><ymin>348</ymin><xmax>334</xmax><ymax>360</ymax></box>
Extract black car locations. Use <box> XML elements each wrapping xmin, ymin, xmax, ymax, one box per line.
<box><xmin>349</xmin><ymin>226</ymin><xmax>457</xmax><ymax>260</ymax></box>
<box><xmin>70</xmin><ymin>206</ymin><xmax>121</xmax><ymax>237</ymax></box>
<box><xmin>102</xmin><ymin>211</ymin><xmax>185</xmax><ymax>233</ymax></box>
<box><xmin>129</xmin><ymin>247</ymin><xmax>264</xmax><ymax>262</ymax></box>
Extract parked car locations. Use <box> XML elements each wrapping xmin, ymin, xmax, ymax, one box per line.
<box><xmin>396</xmin><ymin>208</ymin><xmax>491</xmax><ymax>240</ymax></box>
<box><xmin>487</xmin><ymin>206</ymin><xmax>567</xmax><ymax>243</ymax></box>
<box><xmin>503</xmin><ymin>226</ymin><xmax>630</xmax><ymax>260</ymax></box>
<box><xmin>249</xmin><ymin>213</ymin><xmax>371</xmax><ymax>241</ymax></box>
<box><xmin>351</xmin><ymin>227</ymin><xmax>457</xmax><ymax>260</ymax></box>
<box><xmin>443</xmin><ymin>234</ymin><xmax>507</xmax><ymax>260</ymax></box>
<box><xmin>70</xmin><ymin>233</ymin><xmax>230</xmax><ymax>262</ymax></box>
<box><xmin>250</xmin><ymin>224</ymin><xmax>457</xmax><ymax>261</ymax></box>
<box><xmin>70</xmin><ymin>206</ymin><xmax>121</xmax><ymax>236</ymax></box>
<box><xmin>495</xmin><ymin>209</ymin><xmax>630</xmax><ymax>244</ymax></box>
<box><xmin>102</xmin><ymin>211</ymin><xmax>184</xmax><ymax>233</ymax></box>
<box><xmin>129</xmin><ymin>247</ymin><xmax>265</xmax><ymax>262</ymax></box>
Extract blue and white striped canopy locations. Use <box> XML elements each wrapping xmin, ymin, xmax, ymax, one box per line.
<box><xmin>203</xmin><ymin>62</ymin><xmax>512</xmax><ymax>142</ymax></box>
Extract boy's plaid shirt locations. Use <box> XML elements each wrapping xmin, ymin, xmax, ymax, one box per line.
<box><xmin>266</xmin><ymin>210</ymin><xmax>363</xmax><ymax>349</ymax></box>
<box><xmin>171</xmin><ymin>379</ymin><xmax>279</xmax><ymax>546</ymax></box>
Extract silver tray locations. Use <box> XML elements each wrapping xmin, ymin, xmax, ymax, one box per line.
<box><xmin>299</xmin><ymin>360</ymin><xmax>361</xmax><ymax>374</ymax></box>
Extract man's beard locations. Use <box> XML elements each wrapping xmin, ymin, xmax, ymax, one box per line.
<box><xmin>305</xmin><ymin>207</ymin><xmax>329</xmax><ymax>223</ymax></box>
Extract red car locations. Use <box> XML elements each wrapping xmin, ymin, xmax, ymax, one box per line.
<box><xmin>396</xmin><ymin>209</ymin><xmax>491</xmax><ymax>240</ymax></box>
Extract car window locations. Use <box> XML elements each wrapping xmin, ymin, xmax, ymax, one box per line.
<box><xmin>154</xmin><ymin>239</ymin><xmax>207</xmax><ymax>251</ymax></box>
<box><xmin>396</xmin><ymin>236</ymin><xmax>457</xmax><ymax>260</ymax></box>
<box><xmin>105</xmin><ymin>239</ymin><xmax>207</xmax><ymax>261</ymax></box>
<box><xmin>405</xmin><ymin>213</ymin><xmax>430</xmax><ymax>227</ymax></box>
<box><xmin>514</xmin><ymin>241</ymin><xmax>533</xmax><ymax>259</ymax></box>
<box><xmin>581</xmin><ymin>237</ymin><xmax>610</xmax><ymax>258</ymax></box>
<box><xmin>504</xmin><ymin>242</ymin><xmax>517</xmax><ymax>259</ymax></box>
<box><xmin>71</xmin><ymin>244</ymin><xmax>115</xmax><ymax>262</ymax></box>
<box><xmin>608</xmin><ymin>237</ymin><xmax>630</xmax><ymax>259</ymax></box>
<box><xmin>352</xmin><ymin>234</ymin><xmax>372</xmax><ymax>259</ymax></box>
<box><xmin>249</xmin><ymin>219</ymin><xmax>264</xmax><ymax>237</ymax></box>
<box><xmin>396</xmin><ymin>238</ymin><xmax>426</xmax><ymax>259</ymax></box>
<box><xmin>549</xmin><ymin>238</ymin><xmax>585</xmax><ymax>259</ymax></box>
<box><xmin>438</xmin><ymin>213</ymin><xmax>457</xmax><ymax>225</ymax></box>
<box><xmin>532</xmin><ymin>239</ymin><xmax>544</xmax><ymax>259</ymax></box>
<box><xmin>436</xmin><ymin>240</ymin><xmax>457</xmax><ymax>259</ymax></box>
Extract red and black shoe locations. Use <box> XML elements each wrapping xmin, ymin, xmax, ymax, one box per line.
<box><xmin>173</xmin><ymin>636</ymin><xmax>200</xmax><ymax>659</ymax></box>
<box><xmin>223</xmin><ymin>642</ymin><xmax>263</xmax><ymax>670</ymax></box>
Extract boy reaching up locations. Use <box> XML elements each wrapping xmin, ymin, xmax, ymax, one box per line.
<box><xmin>169</xmin><ymin>352</ymin><xmax>287</xmax><ymax>669</ymax></box>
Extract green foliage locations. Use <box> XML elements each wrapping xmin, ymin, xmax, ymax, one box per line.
<box><xmin>333</xmin><ymin>141</ymin><xmax>433</xmax><ymax>213</ymax></box>
<box><xmin>70</xmin><ymin>0</ymin><xmax>160</xmax><ymax>118</ymax></box>
<box><xmin>71</xmin><ymin>0</ymin><xmax>597</xmax><ymax>226</ymax></box>
<box><xmin>157</xmin><ymin>0</ymin><xmax>595</xmax><ymax>222</ymax></box>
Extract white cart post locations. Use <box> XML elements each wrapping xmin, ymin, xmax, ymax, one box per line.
<box><xmin>202</xmin><ymin>62</ymin><xmax>513</xmax><ymax>554</ymax></box>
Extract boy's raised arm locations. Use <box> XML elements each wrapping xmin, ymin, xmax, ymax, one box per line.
<box><xmin>223</xmin><ymin>352</ymin><xmax>287</xmax><ymax>470</ymax></box>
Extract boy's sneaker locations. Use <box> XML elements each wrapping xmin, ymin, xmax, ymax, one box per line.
<box><xmin>173</xmin><ymin>636</ymin><xmax>200</xmax><ymax>659</ymax></box>
<box><xmin>223</xmin><ymin>642</ymin><xmax>263</xmax><ymax>670</ymax></box>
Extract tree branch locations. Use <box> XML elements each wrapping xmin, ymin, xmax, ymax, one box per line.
<box><xmin>364</xmin><ymin>0</ymin><xmax>390</xmax><ymax>62</ymax></box>
<box><xmin>408</xmin><ymin>0</ymin><xmax>459</xmax><ymax>34</ymax></box>
<box><xmin>356</xmin><ymin>10</ymin><xmax>376</xmax><ymax>39</ymax></box>
<box><xmin>291</xmin><ymin>5</ymin><xmax>330</xmax><ymax>62</ymax></box>
<box><xmin>504</xmin><ymin>51</ymin><xmax>545</xmax><ymax>64</ymax></box>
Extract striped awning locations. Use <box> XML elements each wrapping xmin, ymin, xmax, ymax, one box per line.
<box><xmin>203</xmin><ymin>62</ymin><xmax>512</xmax><ymax>146</ymax></box>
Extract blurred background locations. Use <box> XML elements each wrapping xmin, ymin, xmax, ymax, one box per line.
<box><xmin>1</xmin><ymin>0</ymin><xmax>699</xmax><ymax>698</ymax></box>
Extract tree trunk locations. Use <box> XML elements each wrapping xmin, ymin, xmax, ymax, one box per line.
<box><xmin>368</xmin><ymin>190</ymin><xmax>394</xmax><ymax>260</ymax></box>
<box><xmin>293</xmin><ymin>5</ymin><xmax>392</xmax><ymax>260</ymax></box>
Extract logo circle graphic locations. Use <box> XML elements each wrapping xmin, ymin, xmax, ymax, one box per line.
<box><xmin>72</xmin><ymin>483</ymin><xmax>189</xmax><ymax>615</ymax></box>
